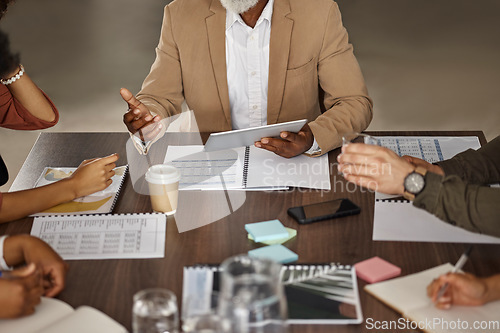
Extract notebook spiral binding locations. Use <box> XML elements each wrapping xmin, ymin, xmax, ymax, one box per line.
<box><xmin>281</xmin><ymin>263</ymin><xmax>344</xmax><ymax>285</ymax></box>
<box><xmin>110</xmin><ymin>165</ymin><xmax>129</xmax><ymax>212</ymax></box>
<box><xmin>242</xmin><ymin>146</ymin><xmax>250</xmax><ymax>188</ymax></box>
<box><xmin>375</xmin><ymin>198</ymin><xmax>408</xmax><ymax>203</ymax></box>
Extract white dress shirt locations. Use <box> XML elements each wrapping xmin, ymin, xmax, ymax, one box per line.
<box><xmin>225</xmin><ymin>0</ymin><xmax>274</xmax><ymax>130</ymax></box>
<box><xmin>224</xmin><ymin>1</ymin><xmax>320</xmax><ymax>154</ymax></box>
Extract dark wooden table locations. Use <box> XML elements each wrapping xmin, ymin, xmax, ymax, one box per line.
<box><xmin>2</xmin><ymin>130</ymin><xmax>499</xmax><ymax>333</ymax></box>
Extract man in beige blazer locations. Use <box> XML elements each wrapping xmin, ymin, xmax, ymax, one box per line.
<box><xmin>121</xmin><ymin>0</ymin><xmax>372</xmax><ymax>157</ymax></box>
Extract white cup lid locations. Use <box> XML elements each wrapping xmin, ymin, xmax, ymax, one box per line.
<box><xmin>145</xmin><ymin>164</ymin><xmax>181</xmax><ymax>184</ymax></box>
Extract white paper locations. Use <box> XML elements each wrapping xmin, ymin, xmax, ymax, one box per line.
<box><xmin>245</xmin><ymin>146</ymin><xmax>331</xmax><ymax>190</ymax></box>
<box><xmin>164</xmin><ymin>145</ymin><xmax>330</xmax><ymax>191</ymax></box>
<box><xmin>373</xmin><ymin>201</ymin><xmax>500</xmax><ymax>243</ymax></box>
<box><xmin>165</xmin><ymin>145</ymin><xmax>243</xmax><ymax>190</ymax></box>
<box><xmin>30</xmin><ymin>214</ymin><xmax>166</xmax><ymax>260</ymax></box>
<box><xmin>368</xmin><ymin>136</ymin><xmax>481</xmax><ymax>163</ymax></box>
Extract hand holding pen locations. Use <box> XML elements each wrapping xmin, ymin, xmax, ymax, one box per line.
<box><xmin>426</xmin><ymin>246</ymin><xmax>489</xmax><ymax>309</ymax></box>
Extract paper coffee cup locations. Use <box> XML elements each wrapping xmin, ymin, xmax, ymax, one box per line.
<box><xmin>145</xmin><ymin>165</ymin><xmax>181</xmax><ymax>215</ymax></box>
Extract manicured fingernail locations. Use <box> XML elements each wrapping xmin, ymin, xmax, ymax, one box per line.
<box><xmin>281</xmin><ymin>132</ymin><xmax>287</xmax><ymax>138</ymax></box>
<box><xmin>255</xmin><ymin>142</ymin><xmax>261</xmax><ymax>148</ymax></box>
<box><xmin>133</xmin><ymin>109</ymin><xmax>140</xmax><ymax>114</ymax></box>
<box><xmin>145</xmin><ymin>115</ymin><xmax>152</xmax><ymax>121</ymax></box>
<box><xmin>337</xmin><ymin>153</ymin><xmax>343</xmax><ymax>161</ymax></box>
<box><xmin>262</xmin><ymin>139</ymin><xmax>268</xmax><ymax>144</ymax></box>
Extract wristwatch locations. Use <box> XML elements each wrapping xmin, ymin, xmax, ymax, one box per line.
<box><xmin>403</xmin><ymin>166</ymin><xmax>427</xmax><ymax>200</ymax></box>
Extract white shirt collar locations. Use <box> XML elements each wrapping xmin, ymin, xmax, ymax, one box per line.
<box><xmin>226</xmin><ymin>0</ymin><xmax>275</xmax><ymax>31</ymax></box>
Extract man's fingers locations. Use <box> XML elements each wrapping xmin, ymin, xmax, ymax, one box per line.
<box><xmin>343</xmin><ymin>174</ymin><xmax>378</xmax><ymax>191</ymax></box>
<box><xmin>279</xmin><ymin>131</ymin><xmax>300</xmax><ymax>143</ymax></box>
<box><xmin>342</xmin><ymin>143</ymin><xmax>380</xmax><ymax>155</ymax></box>
<box><xmin>121</xmin><ymin>88</ymin><xmax>151</xmax><ymax>117</ymax></box>
<box><xmin>338</xmin><ymin>153</ymin><xmax>372</xmax><ymax>166</ymax></box>
<box><xmin>120</xmin><ymin>88</ymin><xmax>143</xmax><ymax>110</ymax></box>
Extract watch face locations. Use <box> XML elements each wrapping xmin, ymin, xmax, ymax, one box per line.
<box><xmin>404</xmin><ymin>173</ymin><xmax>425</xmax><ymax>194</ymax></box>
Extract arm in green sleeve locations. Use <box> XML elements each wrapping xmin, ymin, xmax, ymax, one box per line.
<box><xmin>413</xmin><ymin>172</ymin><xmax>500</xmax><ymax>238</ymax></box>
<box><xmin>436</xmin><ymin>136</ymin><xmax>500</xmax><ymax>184</ymax></box>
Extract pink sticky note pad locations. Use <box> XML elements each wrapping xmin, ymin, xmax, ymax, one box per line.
<box><xmin>354</xmin><ymin>256</ymin><xmax>401</xmax><ymax>283</ymax></box>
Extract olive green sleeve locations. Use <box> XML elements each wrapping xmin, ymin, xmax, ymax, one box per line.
<box><xmin>436</xmin><ymin>136</ymin><xmax>500</xmax><ymax>184</ymax></box>
<box><xmin>413</xmin><ymin>172</ymin><xmax>500</xmax><ymax>237</ymax></box>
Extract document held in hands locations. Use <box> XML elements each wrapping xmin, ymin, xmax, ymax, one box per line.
<box><xmin>32</xmin><ymin>166</ymin><xmax>128</xmax><ymax>216</ymax></box>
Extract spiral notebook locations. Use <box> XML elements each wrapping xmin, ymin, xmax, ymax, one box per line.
<box><xmin>30</xmin><ymin>213</ymin><xmax>166</xmax><ymax>260</ymax></box>
<box><xmin>164</xmin><ymin>145</ymin><xmax>330</xmax><ymax>191</ymax></box>
<box><xmin>32</xmin><ymin>165</ymin><xmax>128</xmax><ymax>216</ymax></box>
<box><xmin>182</xmin><ymin>263</ymin><xmax>363</xmax><ymax>324</ymax></box>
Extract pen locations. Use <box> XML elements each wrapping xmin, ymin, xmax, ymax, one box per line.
<box><xmin>435</xmin><ymin>246</ymin><xmax>473</xmax><ymax>302</ymax></box>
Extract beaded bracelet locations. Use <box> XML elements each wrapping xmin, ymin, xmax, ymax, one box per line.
<box><xmin>0</xmin><ymin>64</ymin><xmax>25</xmax><ymax>85</ymax></box>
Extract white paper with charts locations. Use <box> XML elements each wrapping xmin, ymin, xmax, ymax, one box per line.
<box><xmin>30</xmin><ymin>214</ymin><xmax>166</xmax><ymax>260</ymax></box>
<box><xmin>367</xmin><ymin>136</ymin><xmax>481</xmax><ymax>163</ymax></box>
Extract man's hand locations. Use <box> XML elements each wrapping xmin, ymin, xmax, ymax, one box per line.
<box><xmin>403</xmin><ymin>155</ymin><xmax>445</xmax><ymax>176</ymax></box>
<box><xmin>255</xmin><ymin>124</ymin><xmax>314</xmax><ymax>158</ymax></box>
<box><xmin>120</xmin><ymin>88</ymin><xmax>162</xmax><ymax>141</ymax></box>
<box><xmin>337</xmin><ymin>143</ymin><xmax>414</xmax><ymax>195</ymax></box>
<box><xmin>3</xmin><ymin>235</ymin><xmax>68</xmax><ymax>298</ymax></box>
<box><xmin>427</xmin><ymin>273</ymin><xmax>490</xmax><ymax>309</ymax></box>
<box><xmin>0</xmin><ymin>263</ymin><xmax>44</xmax><ymax>318</ymax></box>
<box><xmin>67</xmin><ymin>154</ymin><xmax>119</xmax><ymax>199</ymax></box>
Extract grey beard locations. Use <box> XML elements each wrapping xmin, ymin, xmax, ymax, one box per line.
<box><xmin>219</xmin><ymin>0</ymin><xmax>259</xmax><ymax>14</ymax></box>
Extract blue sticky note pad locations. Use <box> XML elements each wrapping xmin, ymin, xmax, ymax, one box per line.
<box><xmin>245</xmin><ymin>220</ymin><xmax>289</xmax><ymax>243</ymax></box>
<box><xmin>248</xmin><ymin>245</ymin><xmax>298</xmax><ymax>264</ymax></box>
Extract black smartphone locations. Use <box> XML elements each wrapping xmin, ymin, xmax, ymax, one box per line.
<box><xmin>287</xmin><ymin>198</ymin><xmax>361</xmax><ymax>224</ymax></box>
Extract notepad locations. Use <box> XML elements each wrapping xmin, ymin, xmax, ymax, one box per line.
<box><xmin>365</xmin><ymin>264</ymin><xmax>500</xmax><ymax>333</ymax></box>
<box><xmin>354</xmin><ymin>256</ymin><xmax>401</xmax><ymax>283</ymax></box>
<box><xmin>245</xmin><ymin>220</ymin><xmax>289</xmax><ymax>242</ymax></box>
<box><xmin>248</xmin><ymin>244</ymin><xmax>298</xmax><ymax>264</ymax></box>
<box><xmin>248</xmin><ymin>227</ymin><xmax>297</xmax><ymax>245</ymax></box>
<box><xmin>32</xmin><ymin>166</ymin><xmax>128</xmax><ymax>216</ymax></box>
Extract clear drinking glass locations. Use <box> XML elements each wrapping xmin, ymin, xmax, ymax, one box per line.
<box><xmin>342</xmin><ymin>131</ymin><xmax>379</xmax><ymax>147</ymax></box>
<box><xmin>182</xmin><ymin>292</ymin><xmax>230</xmax><ymax>333</ymax></box>
<box><xmin>218</xmin><ymin>255</ymin><xmax>288</xmax><ymax>333</ymax></box>
<box><xmin>132</xmin><ymin>288</ymin><xmax>179</xmax><ymax>333</ymax></box>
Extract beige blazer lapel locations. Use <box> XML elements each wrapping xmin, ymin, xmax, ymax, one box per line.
<box><xmin>206</xmin><ymin>0</ymin><xmax>232</xmax><ymax>128</ymax></box>
<box><xmin>267</xmin><ymin>0</ymin><xmax>293</xmax><ymax>124</ymax></box>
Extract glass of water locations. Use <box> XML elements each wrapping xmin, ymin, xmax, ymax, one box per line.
<box><xmin>218</xmin><ymin>255</ymin><xmax>288</xmax><ymax>333</ymax></box>
<box><xmin>133</xmin><ymin>288</ymin><xmax>179</xmax><ymax>333</ymax></box>
<box><xmin>341</xmin><ymin>131</ymin><xmax>379</xmax><ymax>147</ymax></box>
